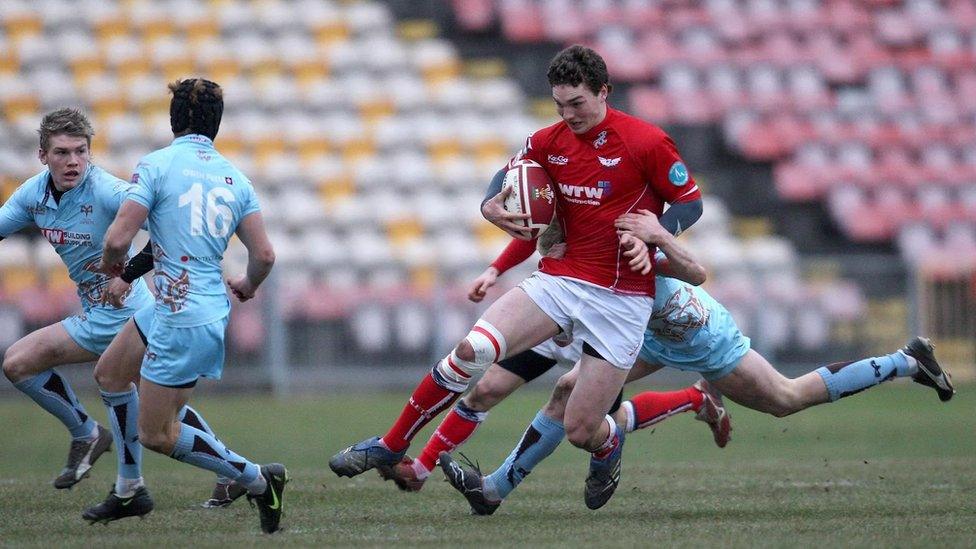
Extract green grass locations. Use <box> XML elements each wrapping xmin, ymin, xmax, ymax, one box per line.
<box><xmin>1</xmin><ymin>381</ymin><xmax>974</xmax><ymax>547</ymax></box>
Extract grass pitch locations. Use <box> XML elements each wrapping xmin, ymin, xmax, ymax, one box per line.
<box><xmin>1</xmin><ymin>380</ymin><xmax>974</xmax><ymax>547</ymax></box>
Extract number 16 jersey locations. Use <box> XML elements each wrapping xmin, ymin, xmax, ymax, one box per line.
<box><xmin>127</xmin><ymin>134</ymin><xmax>261</xmax><ymax>327</ymax></box>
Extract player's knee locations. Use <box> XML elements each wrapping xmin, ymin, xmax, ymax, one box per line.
<box><xmin>454</xmin><ymin>339</ymin><xmax>476</xmax><ymax>363</ymax></box>
<box><xmin>434</xmin><ymin>321</ymin><xmax>508</xmax><ymax>393</ymax></box>
<box><xmin>92</xmin><ymin>362</ymin><xmax>126</xmax><ymax>391</ymax></box>
<box><xmin>553</xmin><ymin>372</ymin><xmax>577</xmax><ymax>399</ymax></box>
<box><xmin>138</xmin><ymin>426</ymin><xmax>172</xmax><ymax>454</ymax></box>
<box><xmin>565</xmin><ymin>423</ymin><xmax>592</xmax><ymax>448</ymax></box>
<box><xmin>2</xmin><ymin>349</ymin><xmax>30</xmax><ymax>382</ymax></box>
<box><xmin>768</xmin><ymin>393</ymin><xmax>801</xmax><ymax>417</ymax></box>
<box><xmin>564</xmin><ymin>417</ymin><xmax>600</xmax><ymax>448</ymax></box>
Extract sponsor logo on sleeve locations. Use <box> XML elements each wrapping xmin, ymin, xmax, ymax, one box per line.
<box><xmin>668</xmin><ymin>162</ymin><xmax>689</xmax><ymax>186</ymax></box>
<box><xmin>547</xmin><ymin>155</ymin><xmax>569</xmax><ymax>165</ymax></box>
<box><xmin>130</xmin><ymin>173</ymin><xmax>140</xmax><ymax>184</ymax></box>
<box><xmin>224</xmin><ymin>176</ymin><xmax>234</xmax><ymax>185</ymax></box>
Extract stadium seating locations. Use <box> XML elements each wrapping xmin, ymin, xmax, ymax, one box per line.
<box><xmin>455</xmin><ymin>0</ymin><xmax>974</xmax><ymax>268</ymax></box>
<box><xmin>0</xmin><ymin>0</ymin><xmax>867</xmax><ymax>360</ymax></box>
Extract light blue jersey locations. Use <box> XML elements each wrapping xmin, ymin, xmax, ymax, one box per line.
<box><xmin>127</xmin><ymin>134</ymin><xmax>260</xmax><ymax>328</ymax></box>
<box><xmin>639</xmin><ymin>276</ymin><xmax>751</xmax><ymax>380</ymax></box>
<box><xmin>0</xmin><ymin>165</ymin><xmax>153</xmax><ymax>311</ymax></box>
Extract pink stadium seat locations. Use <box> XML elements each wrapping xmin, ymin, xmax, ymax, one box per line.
<box><xmin>636</xmin><ymin>30</ymin><xmax>681</xmax><ymax>75</ymax></box>
<box><xmin>499</xmin><ymin>1</ymin><xmax>545</xmax><ymax>42</ymax></box>
<box><xmin>774</xmin><ymin>161</ymin><xmax>821</xmax><ymax>201</ymax></box>
<box><xmin>620</xmin><ymin>0</ymin><xmax>663</xmax><ymax>28</ymax></box>
<box><xmin>452</xmin><ymin>0</ymin><xmax>495</xmax><ymax>31</ymax></box>
<box><xmin>628</xmin><ymin>86</ymin><xmax>669</xmax><ymax>124</ymax></box>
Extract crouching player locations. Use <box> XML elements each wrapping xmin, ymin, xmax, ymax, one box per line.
<box><xmin>441</xmin><ymin>211</ymin><xmax>955</xmax><ymax>514</ymax></box>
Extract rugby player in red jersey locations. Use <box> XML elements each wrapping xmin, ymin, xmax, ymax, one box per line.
<box><xmin>329</xmin><ymin>45</ymin><xmax>704</xmax><ymax>509</ymax></box>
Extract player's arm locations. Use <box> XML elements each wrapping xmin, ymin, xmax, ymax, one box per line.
<box><xmin>480</xmin><ymin>168</ymin><xmax>532</xmax><ymax>240</ymax></box>
<box><xmin>616</xmin><ymin>209</ymin><xmax>706</xmax><ymax>285</ymax></box>
<box><xmin>469</xmin><ymin>236</ymin><xmax>538</xmax><ymax>302</ymax></box>
<box><xmin>120</xmin><ymin>240</ymin><xmax>153</xmax><ymax>283</ymax></box>
<box><xmin>0</xmin><ymin>184</ymin><xmax>35</xmax><ymax>242</ymax></box>
<box><xmin>100</xmin><ymin>200</ymin><xmax>149</xmax><ymax>275</ymax></box>
<box><xmin>658</xmin><ymin>198</ymin><xmax>702</xmax><ymax>237</ymax></box>
<box><xmin>100</xmin><ymin>240</ymin><xmax>155</xmax><ymax>308</ymax></box>
<box><xmin>226</xmin><ymin>211</ymin><xmax>275</xmax><ymax>302</ymax></box>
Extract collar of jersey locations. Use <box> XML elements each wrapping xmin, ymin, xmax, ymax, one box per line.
<box><xmin>173</xmin><ymin>134</ymin><xmax>215</xmax><ymax>148</ymax></box>
<box><xmin>577</xmin><ymin>106</ymin><xmax>618</xmax><ymax>142</ymax></box>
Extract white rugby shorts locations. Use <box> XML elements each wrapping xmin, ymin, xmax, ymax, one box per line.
<box><xmin>531</xmin><ymin>336</ymin><xmax>584</xmax><ymax>369</ymax></box>
<box><xmin>519</xmin><ymin>272</ymin><xmax>653</xmax><ymax>369</ymax></box>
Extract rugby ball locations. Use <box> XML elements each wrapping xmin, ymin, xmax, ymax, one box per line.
<box><xmin>502</xmin><ymin>159</ymin><xmax>556</xmax><ymax>239</ymax></box>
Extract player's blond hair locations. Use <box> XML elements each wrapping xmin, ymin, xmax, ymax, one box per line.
<box><xmin>38</xmin><ymin>108</ymin><xmax>94</xmax><ymax>151</ymax></box>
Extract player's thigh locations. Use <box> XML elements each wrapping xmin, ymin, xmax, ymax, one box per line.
<box><xmin>2</xmin><ymin>322</ymin><xmax>99</xmax><ymax>379</ymax></box>
<box><xmin>93</xmin><ymin>319</ymin><xmax>146</xmax><ymax>391</ymax></box>
<box><xmin>564</xmin><ymin>355</ymin><xmax>629</xmax><ymax>438</ymax></box>
<box><xmin>625</xmin><ymin>358</ymin><xmax>662</xmax><ymax>383</ymax></box>
<box><xmin>464</xmin><ymin>365</ymin><xmax>527</xmax><ymax>411</ymax></box>
<box><xmin>478</xmin><ymin>287</ymin><xmax>560</xmax><ymax>358</ymax></box>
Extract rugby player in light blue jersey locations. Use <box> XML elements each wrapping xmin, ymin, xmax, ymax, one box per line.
<box><xmin>439</xmin><ymin>211</ymin><xmax>955</xmax><ymax>515</ymax></box>
<box><xmin>91</xmin><ymin>79</ymin><xmax>286</xmax><ymax>534</ymax></box>
<box><xmin>0</xmin><ymin>108</ymin><xmax>155</xmax><ymax>489</ymax></box>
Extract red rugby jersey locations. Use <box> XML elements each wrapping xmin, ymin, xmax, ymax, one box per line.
<box><xmin>506</xmin><ymin>107</ymin><xmax>701</xmax><ymax>296</ymax></box>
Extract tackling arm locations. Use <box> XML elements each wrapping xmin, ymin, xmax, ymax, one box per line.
<box><xmin>615</xmin><ymin>209</ymin><xmax>706</xmax><ymax>285</ymax></box>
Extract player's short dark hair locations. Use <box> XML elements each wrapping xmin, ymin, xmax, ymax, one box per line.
<box><xmin>38</xmin><ymin>108</ymin><xmax>94</xmax><ymax>151</ymax></box>
<box><xmin>168</xmin><ymin>78</ymin><xmax>223</xmax><ymax>140</ymax></box>
<box><xmin>546</xmin><ymin>45</ymin><xmax>611</xmax><ymax>96</ymax></box>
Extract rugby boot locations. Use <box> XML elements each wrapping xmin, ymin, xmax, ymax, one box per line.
<box><xmin>248</xmin><ymin>463</ymin><xmax>289</xmax><ymax>534</ymax></box>
<box><xmin>693</xmin><ymin>380</ymin><xmax>732</xmax><ymax>448</ymax></box>
<box><xmin>82</xmin><ymin>486</ymin><xmax>153</xmax><ymax>524</ymax></box>
<box><xmin>584</xmin><ymin>425</ymin><xmax>625</xmax><ymax>510</ymax></box>
<box><xmin>329</xmin><ymin>436</ymin><xmax>405</xmax><ymax>477</ymax></box>
<box><xmin>377</xmin><ymin>456</ymin><xmax>426</xmax><ymax>492</ymax></box>
<box><xmin>903</xmin><ymin>337</ymin><xmax>955</xmax><ymax>402</ymax></box>
<box><xmin>439</xmin><ymin>452</ymin><xmax>500</xmax><ymax>516</ymax></box>
<box><xmin>202</xmin><ymin>479</ymin><xmax>247</xmax><ymax>508</ymax></box>
<box><xmin>54</xmin><ymin>424</ymin><xmax>113</xmax><ymax>489</ymax></box>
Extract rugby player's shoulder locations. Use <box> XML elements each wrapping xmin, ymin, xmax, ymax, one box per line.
<box><xmin>531</xmin><ymin>121</ymin><xmax>564</xmax><ymax>146</ymax></box>
<box><xmin>21</xmin><ymin>169</ymin><xmax>50</xmax><ymax>189</ymax></box>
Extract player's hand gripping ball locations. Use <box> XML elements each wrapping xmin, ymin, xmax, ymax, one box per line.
<box><xmin>502</xmin><ymin>159</ymin><xmax>556</xmax><ymax>239</ymax></box>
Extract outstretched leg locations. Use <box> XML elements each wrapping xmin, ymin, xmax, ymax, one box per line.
<box><xmin>330</xmin><ymin>287</ymin><xmax>559</xmax><ymax>478</ymax></box>
<box><xmin>712</xmin><ymin>338</ymin><xmax>950</xmax><ymax>418</ymax></box>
